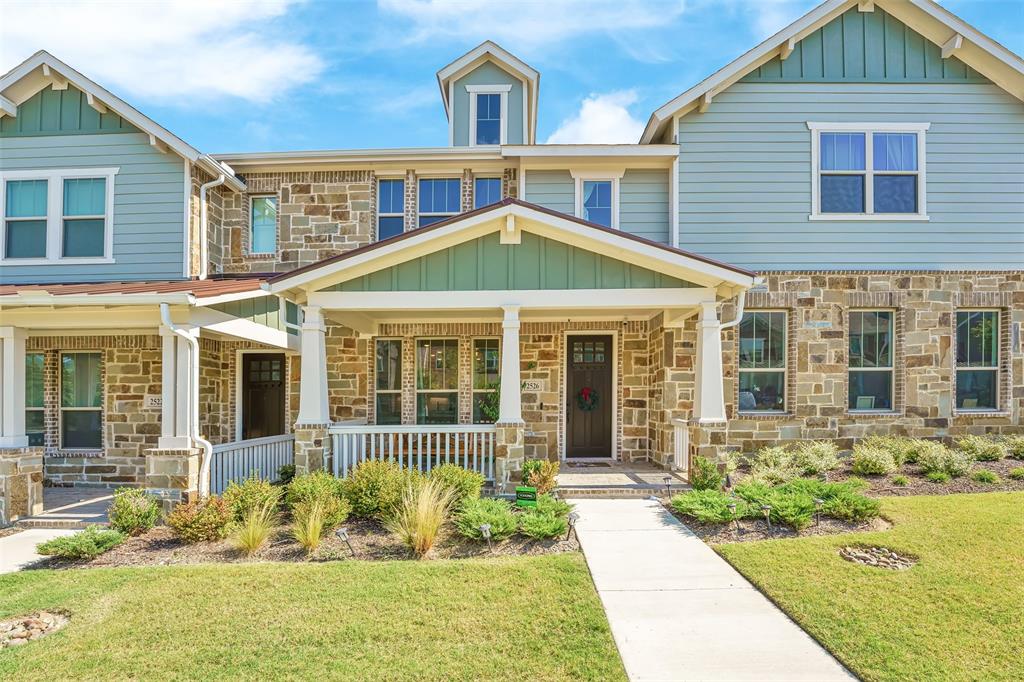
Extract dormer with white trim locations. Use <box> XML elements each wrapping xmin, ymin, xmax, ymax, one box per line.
<box><xmin>437</xmin><ymin>41</ymin><xmax>539</xmax><ymax>147</ymax></box>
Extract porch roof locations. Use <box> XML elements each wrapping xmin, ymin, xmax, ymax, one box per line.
<box><xmin>0</xmin><ymin>276</ymin><xmax>270</xmax><ymax>307</ymax></box>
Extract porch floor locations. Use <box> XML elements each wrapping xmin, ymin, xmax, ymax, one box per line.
<box><xmin>17</xmin><ymin>486</ymin><xmax>112</xmax><ymax>529</ymax></box>
<box><xmin>557</xmin><ymin>461</ymin><xmax>689</xmax><ymax>498</ymax></box>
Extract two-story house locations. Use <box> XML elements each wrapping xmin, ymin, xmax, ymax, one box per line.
<box><xmin>1</xmin><ymin>0</ymin><xmax>1021</xmax><ymax>522</ymax></box>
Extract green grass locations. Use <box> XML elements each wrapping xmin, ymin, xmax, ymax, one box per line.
<box><xmin>0</xmin><ymin>554</ymin><xmax>624</xmax><ymax>681</ymax></box>
<box><xmin>718</xmin><ymin>492</ymin><xmax>1024</xmax><ymax>682</ymax></box>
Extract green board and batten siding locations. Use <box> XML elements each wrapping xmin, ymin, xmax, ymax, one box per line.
<box><xmin>678</xmin><ymin>7</ymin><xmax>1024</xmax><ymax>270</ymax></box>
<box><xmin>0</xmin><ymin>85</ymin><xmax>139</xmax><ymax>136</ymax></box>
<box><xmin>322</xmin><ymin>231</ymin><xmax>695</xmax><ymax>292</ymax></box>
<box><xmin>210</xmin><ymin>298</ymin><xmax>299</xmax><ymax>335</ymax></box>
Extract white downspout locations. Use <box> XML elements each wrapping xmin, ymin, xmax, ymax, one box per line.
<box><xmin>719</xmin><ymin>289</ymin><xmax>747</xmax><ymax>331</ymax></box>
<box><xmin>160</xmin><ymin>303</ymin><xmax>213</xmax><ymax>497</ymax></box>
<box><xmin>198</xmin><ymin>174</ymin><xmax>226</xmax><ymax>281</ymax></box>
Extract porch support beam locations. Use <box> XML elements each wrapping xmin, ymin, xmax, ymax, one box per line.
<box><xmin>297</xmin><ymin>305</ymin><xmax>330</xmax><ymax>425</ymax></box>
<box><xmin>0</xmin><ymin>327</ymin><xmax>29</xmax><ymax>448</ymax></box>
<box><xmin>693</xmin><ymin>302</ymin><xmax>727</xmax><ymax>424</ymax></box>
<box><xmin>498</xmin><ymin>305</ymin><xmax>523</xmax><ymax>424</ymax></box>
<box><xmin>157</xmin><ymin>324</ymin><xmax>196</xmax><ymax>449</ymax></box>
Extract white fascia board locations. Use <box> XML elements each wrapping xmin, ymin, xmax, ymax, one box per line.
<box><xmin>436</xmin><ymin>41</ymin><xmax>539</xmax><ymax>85</ymax></box>
<box><xmin>502</xmin><ymin>144</ymin><xmax>679</xmax><ymax>157</ymax></box>
<box><xmin>190</xmin><ymin>307</ymin><xmax>298</xmax><ymax>351</ymax></box>
<box><xmin>0</xmin><ymin>292</ymin><xmax>195</xmax><ymax>307</ymax></box>
<box><xmin>904</xmin><ymin>0</ymin><xmax>1024</xmax><ymax>77</ymax></box>
<box><xmin>213</xmin><ymin>146</ymin><xmax>505</xmax><ymax>167</ymax></box>
<box><xmin>0</xmin><ymin>93</ymin><xmax>16</xmax><ymax>117</ymax></box>
<box><xmin>192</xmin><ymin>288</ymin><xmax>276</xmax><ymax>307</ymax></box>
<box><xmin>0</xmin><ymin>307</ymin><xmax>170</xmax><ymax>330</ymax></box>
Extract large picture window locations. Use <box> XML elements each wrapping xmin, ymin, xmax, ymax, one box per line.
<box><xmin>738</xmin><ymin>311</ymin><xmax>786</xmax><ymax>413</ymax></box>
<box><xmin>375</xmin><ymin>339</ymin><xmax>402</xmax><ymax>425</ymax></box>
<box><xmin>848</xmin><ymin>311</ymin><xmax>894</xmax><ymax>411</ymax></box>
<box><xmin>417</xmin><ymin>178</ymin><xmax>460</xmax><ymax>227</ymax></box>
<box><xmin>956</xmin><ymin>310</ymin><xmax>999</xmax><ymax>411</ymax></box>
<box><xmin>26</xmin><ymin>352</ymin><xmax>45</xmax><ymax>447</ymax></box>
<box><xmin>416</xmin><ymin>339</ymin><xmax>458</xmax><ymax>424</ymax></box>
<box><xmin>472</xmin><ymin>339</ymin><xmax>500</xmax><ymax>424</ymax></box>
<box><xmin>60</xmin><ymin>351</ymin><xmax>102</xmax><ymax>449</ymax></box>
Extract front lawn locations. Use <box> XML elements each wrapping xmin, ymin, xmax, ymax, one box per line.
<box><xmin>718</xmin><ymin>492</ymin><xmax>1024</xmax><ymax>682</ymax></box>
<box><xmin>0</xmin><ymin>554</ymin><xmax>624</xmax><ymax>681</ymax></box>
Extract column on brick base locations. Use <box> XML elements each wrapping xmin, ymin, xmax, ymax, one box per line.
<box><xmin>294</xmin><ymin>424</ymin><xmax>331</xmax><ymax>475</ymax></box>
<box><xmin>295</xmin><ymin>305</ymin><xmax>332</xmax><ymax>475</ymax></box>
<box><xmin>0</xmin><ymin>327</ymin><xmax>29</xmax><ymax>449</ymax></box>
<box><xmin>694</xmin><ymin>301</ymin><xmax>727</xmax><ymax>424</ymax></box>
<box><xmin>0</xmin><ymin>447</ymin><xmax>44</xmax><ymax>524</ymax></box>
<box><xmin>494</xmin><ymin>422</ymin><xmax>525</xmax><ymax>492</ymax></box>
<box><xmin>145</xmin><ymin>447</ymin><xmax>200</xmax><ymax>514</ymax></box>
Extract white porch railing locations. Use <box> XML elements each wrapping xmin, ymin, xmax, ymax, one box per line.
<box><xmin>672</xmin><ymin>419</ymin><xmax>690</xmax><ymax>476</ymax></box>
<box><xmin>329</xmin><ymin>424</ymin><xmax>496</xmax><ymax>481</ymax></box>
<box><xmin>210</xmin><ymin>434</ymin><xmax>295</xmax><ymax>494</ymax></box>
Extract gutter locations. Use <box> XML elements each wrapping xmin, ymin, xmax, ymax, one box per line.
<box><xmin>159</xmin><ymin>303</ymin><xmax>213</xmax><ymax>498</ymax></box>
<box><xmin>199</xmin><ymin>174</ymin><xmax>226</xmax><ymax>280</ymax></box>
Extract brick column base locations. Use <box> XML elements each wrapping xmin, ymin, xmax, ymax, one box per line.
<box><xmin>688</xmin><ymin>421</ymin><xmax>732</xmax><ymax>467</ymax></box>
<box><xmin>0</xmin><ymin>447</ymin><xmax>44</xmax><ymax>525</ymax></box>
<box><xmin>295</xmin><ymin>424</ymin><xmax>331</xmax><ymax>475</ymax></box>
<box><xmin>494</xmin><ymin>421</ymin><xmax>525</xmax><ymax>493</ymax></box>
<box><xmin>145</xmin><ymin>448</ymin><xmax>200</xmax><ymax>514</ymax></box>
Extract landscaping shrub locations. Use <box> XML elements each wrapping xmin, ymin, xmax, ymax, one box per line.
<box><xmin>455</xmin><ymin>497</ymin><xmax>517</xmax><ymax>541</ymax></box>
<box><xmin>925</xmin><ymin>471</ymin><xmax>951</xmax><ymax>484</ymax></box>
<box><xmin>956</xmin><ymin>435</ymin><xmax>1007</xmax><ymax>462</ymax></box>
<box><xmin>851</xmin><ymin>445</ymin><xmax>897</xmax><ymax>476</ymax></box>
<box><xmin>689</xmin><ymin>455</ymin><xmax>723</xmax><ymax>491</ymax></box>
<box><xmin>342</xmin><ymin>460</ymin><xmax>413</xmax><ymax>519</ymax></box>
<box><xmin>770</xmin><ymin>493</ymin><xmax>815</xmax><ymax>530</ymax></box>
<box><xmin>919</xmin><ymin>447</ymin><xmax>973</xmax><ymax>478</ymax></box>
<box><xmin>277</xmin><ymin>463</ymin><xmax>296</xmax><ymax>485</ymax></box>
<box><xmin>223</xmin><ymin>475</ymin><xmax>283</xmax><ymax>523</ymax></box>
<box><xmin>793</xmin><ymin>440</ymin><xmax>840</xmax><ymax>475</ymax></box>
<box><xmin>518</xmin><ymin>510</ymin><xmax>567</xmax><ymax>539</ymax></box>
<box><xmin>843</xmin><ymin>476</ymin><xmax>870</xmax><ymax>491</ymax></box>
<box><xmin>429</xmin><ymin>464</ymin><xmax>484</xmax><ymax>505</ymax></box>
<box><xmin>746</xmin><ymin>445</ymin><xmax>800</xmax><ymax>485</ymax></box>
<box><xmin>385</xmin><ymin>479</ymin><xmax>455</xmax><ymax>558</ymax></box>
<box><xmin>1004</xmin><ymin>435</ymin><xmax>1024</xmax><ymax>460</ymax></box>
<box><xmin>671</xmin><ymin>490</ymin><xmax>748</xmax><ymax>524</ymax></box>
<box><xmin>534</xmin><ymin>493</ymin><xmax>572</xmax><ymax>518</ymax></box>
<box><xmin>821</xmin><ymin>492</ymin><xmax>881</xmax><ymax>522</ymax></box>
<box><xmin>971</xmin><ymin>469</ymin><xmax>1000</xmax><ymax>484</ymax></box>
<box><xmin>892</xmin><ymin>474</ymin><xmax>909</xmax><ymax>487</ymax></box>
<box><xmin>292</xmin><ymin>499</ymin><xmax>328</xmax><ymax>554</ymax></box>
<box><xmin>733</xmin><ymin>480</ymin><xmax>775</xmax><ymax>508</ymax></box>
<box><xmin>107</xmin><ymin>487</ymin><xmax>160</xmax><ymax>536</ymax></box>
<box><xmin>232</xmin><ymin>499</ymin><xmax>278</xmax><ymax>556</ymax></box>
<box><xmin>286</xmin><ymin>471</ymin><xmax>350</xmax><ymax>528</ymax></box>
<box><xmin>522</xmin><ymin>459</ymin><xmax>559</xmax><ymax>494</ymax></box>
<box><xmin>166</xmin><ymin>496</ymin><xmax>233</xmax><ymax>543</ymax></box>
<box><xmin>36</xmin><ymin>525</ymin><xmax>124</xmax><ymax>560</ymax></box>
<box><xmin>861</xmin><ymin>436</ymin><xmax>937</xmax><ymax>466</ymax></box>
<box><xmin>1008</xmin><ymin>467</ymin><xmax>1024</xmax><ymax>481</ymax></box>
<box><xmin>736</xmin><ymin>478</ymin><xmax>875</xmax><ymax>529</ymax></box>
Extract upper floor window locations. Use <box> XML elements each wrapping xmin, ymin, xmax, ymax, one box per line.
<box><xmin>474</xmin><ymin>177</ymin><xmax>502</xmax><ymax>209</ymax></box>
<box><xmin>848</xmin><ymin>310</ymin><xmax>894</xmax><ymax>412</ymax></box>
<box><xmin>572</xmin><ymin>171</ymin><xmax>622</xmax><ymax>229</ymax></box>
<box><xmin>738</xmin><ymin>311</ymin><xmax>786</xmax><ymax>413</ymax></box>
<box><xmin>377</xmin><ymin>178</ymin><xmax>405</xmax><ymax>240</ymax></box>
<box><xmin>466</xmin><ymin>85</ymin><xmax>511</xmax><ymax>146</ymax></box>
<box><xmin>250</xmin><ymin>196</ymin><xmax>277</xmax><ymax>254</ymax></box>
<box><xmin>418</xmin><ymin>178</ymin><xmax>461</xmax><ymax>227</ymax></box>
<box><xmin>808</xmin><ymin>123</ymin><xmax>928</xmax><ymax>221</ymax></box>
<box><xmin>955</xmin><ymin>310</ymin><xmax>1000</xmax><ymax>411</ymax></box>
<box><xmin>1</xmin><ymin>167</ymin><xmax>117</xmax><ymax>264</ymax></box>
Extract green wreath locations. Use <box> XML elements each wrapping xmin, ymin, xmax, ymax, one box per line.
<box><xmin>576</xmin><ymin>386</ymin><xmax>599</xmax><ymax>412</ymax></box>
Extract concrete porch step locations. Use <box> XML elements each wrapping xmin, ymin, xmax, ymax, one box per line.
<box><xmin>16</xmin><ymin>517</ymin><xmax>108</xmax><ymax>530</ymax></box>
<box><xmin>557</xmin><ymin>486</ymin><xmax>687</xmax><ymax>499</ymax></box>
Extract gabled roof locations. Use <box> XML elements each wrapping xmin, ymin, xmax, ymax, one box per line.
<box><xmin>0</xmin><ymin>51</ymin><xmax>244</xmax><ymax>191</ymax></box>
<box><xmin>268</xmin><ymin>198</ymin><xmax>755</xmax><ymax>296</ymax></box>
<box><xmin>436</xmin><ymin>40</ymin><xmax>540</xmax><ymax>144</ymax></box>
<box><xmin>641</xmin><ymin>0</ymin><xmax>1024</xmax><ymax>143</ymax></box>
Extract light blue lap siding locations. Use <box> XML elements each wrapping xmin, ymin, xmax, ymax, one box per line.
<box><xmin>677</xmin><ymin>82</ymin><xmax>1024</xmax><ymax>271</ymax></box>
<box><xmin>524</xmin><ymin>170</ymin><xmax>574</xmax><ymax>214</ymax></box>
<box><xmin>621</xmin><ymin>170</ymin><xmax>669</xmax><ymax>244</ymax></box>
<box><xmin>0</xmin><ymin>132</ymin><xmax>186</xmax><ymax>283</ymax></box>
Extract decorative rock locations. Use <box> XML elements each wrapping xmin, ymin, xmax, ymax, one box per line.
<box><xmin>839</xmin><ymin>545</ymin><xmax>917</xmax><ymax>570</ymax></box>
<box><xmin>0</xmin><ymin>611</ymin><xmax>69</xmax><ymax>648</ymax></box>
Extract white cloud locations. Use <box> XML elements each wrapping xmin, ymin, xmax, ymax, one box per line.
<box><xmin>546</xmin><ymin>91</ymin><xmax>645</xmax><ymax>144</ymax></box>
<box><xmin>0</xmin><ymin>0</ymin><xmax>323</xmax><ymax>103</ymax></box>
<box><xmin>740</xmin><ymin>0</ymin><xmax>814</xmax><ymax>39</ymax></box>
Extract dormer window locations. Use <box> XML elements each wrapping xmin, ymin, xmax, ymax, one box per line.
<box><xmin>467</xmin><ymin>85</ymin><xmax>511</xmax><ymax>146</ymax></box>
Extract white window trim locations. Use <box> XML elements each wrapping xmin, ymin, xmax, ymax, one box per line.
<box><xmin>376</xmin><ymin>178</ymin><xmax>405</xmax><ymax>240</ymax></box>
<box><xmin>737</xmin><ymin>309</ymin><xmax>788</xmax><ymax>415</ymax></box>
<box><xmin>58</xmin><ymin>350</ymin><xmax>103</xmax><ymax>453</ymax></box>
<box><xmin>466</xmin><ymin>84</ymin><xmax>511</xmax><ymax>147</ymax></box>
<box><xmin>415</xmin><ymin>337</ymin><xmax>460</xmax><ymax>424</ymax></box>
<box><xmin>416</xmin><ymin>177</ymin><xmax>461</xmax><ymax>227</ymax></box>
<box><xmin>848</xmin><ymin>309</ymin><xmax>896</xmax><ymax>413</ymax></box>
<box><xmin>473</xmin><ymin>176</ymin><xmax>502</xmax><ymax>210</ymax></box>
<box><xmin>1</xmin><ymin>167</ymin><xmax>118</xmax><ymax>265</ymax></box>
<box><xmin>954</xmin><ymin>308</ymin><xmax>1001</xmax><ymax>414</ymax></box>
<box><xmin>471</xmin><ymin>337</ymin><xmax>501</xmax><ymax>423</ymax></box>
<box><xmin>571</xmin><ymin>170</ymin><xmax>624</xmax><ymax>230</ymax></box>
<box><xmin>248</xmin><ymin>194</ymin><xmax>278</xmax><ymax>255</ymax></box>
<box><xmin>807</xmin><ymin>122</ymin><xmax>929</xmax><ymax>222</ymax></box>
<box><xmin>373</xmin><ymin>338</ymin><xmax>403</xmax><ymax>425</ymax></box>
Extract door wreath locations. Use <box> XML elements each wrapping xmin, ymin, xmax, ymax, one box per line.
<box><xmin>576</xmin><ymin>386</ymin><xmax>600</xmax><ymax>411</ymax></box>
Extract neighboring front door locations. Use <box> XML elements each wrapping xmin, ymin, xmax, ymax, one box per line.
<box><xmin>241</xmin><ymin>353</ymin><xmax>286</xmax><ymax>440</ymax></box>
<box><xmin>566</xmin><ymin>335</ymin><xmax>613</xmax><ymax>458</ymax></box>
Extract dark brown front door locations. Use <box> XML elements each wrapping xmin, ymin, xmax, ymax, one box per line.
<box><xmin>241</xmin><ymin>353</ymin><xmax>286</xmax><ymax>440</ymax></box>
<box><xmin>566</xmin><ymin>335</ymin><xmax>613</xmax><ymax>458</ymax></box>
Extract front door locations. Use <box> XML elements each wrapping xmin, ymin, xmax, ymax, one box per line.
<box><xmin>566</xmin><ymin>335</ymin><xmax>613</xmax><ymax>458</ymax></box>
<box><xmin>241</xmin><ymin>353</ymin><xmax>286</xmax><ymax>440</ymax></box>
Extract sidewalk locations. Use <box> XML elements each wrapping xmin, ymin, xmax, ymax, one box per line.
<box><xmin>571</xmin><ymin>498</ymin><xmax>852</xmax><ymax>682</ymax></box>
<box><xmin>0</xmin><ymin>529</ymin><xmax>75</xmax><ymax>574</ymax></box>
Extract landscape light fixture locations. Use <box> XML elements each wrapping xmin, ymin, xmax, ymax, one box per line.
<box><xmin>664</xmin><ymin>476</ymin><xmax>673</xmax><ymax>498</ymax></box>
<box><xmin>761</xmin><ymin>504</ymin><xmax>772</xmax><ymax>533</ymax></box>
<box><xmin>814</xmin><ymin>498</ymin><xmax>824</xmax><ymax>526</ymax></box>
<box><xmin>727</xmin><ymin>500</ymin><xmax>740</xmax><ymax>536</ymax></box>
<box><xmin>566</xmin><ymin>512</ymin><xmax>580</xmax><ymax>541</ymax></box>
<box><xmin>335</xmin><ymin>527</ymin><xmax>355</xmax><ymax>556</ymax></box>
<box><xmin>479</xmin><ymin>523</ymin><xmax>492</xmax><ymax>551</ymax></box>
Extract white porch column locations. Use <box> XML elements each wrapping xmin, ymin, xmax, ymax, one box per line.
<box><xmin>498</xmin><ymin>305</ymin><xmax>523</xmax><ymax>424</ymax></box>
<box><xmin>694</xmin><ymin>301</ymin><xmax>727</xmax><ymax>423</ymax></box>
<box><xmin>157</xmin><ymin>325</ymin><xmax>195</xmax><ymax>449</ymax></box>
<box><xmin>0</xmin><ymin>327</ymin><xmax>28</xmax><ymax>448</ymax></box>
<box><xmin>297</xmin><ymin>305</ymin><xmax>330</xmax><ymax>425</ymax></box>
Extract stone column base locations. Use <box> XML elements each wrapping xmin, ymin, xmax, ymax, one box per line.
<box><xmin>145</xmin><ymin>448</ymin><xmax>200</xmax><ymax>514</ymax></box>
<box><xmin>688</xmin><ymin>420</ymin><xmax>733</xmax><ymax>466</ymax></box>
<box><xmin>295</xmin><ymin>424</ymin><xmax>332</xmax><ymax>475</ymax></box>
<box><xmin>1</xmin><ymin>447</ymin><xmax>44</xmax><ymax>525</ymax></box>
<box><xmin>494</xmin><ymin>421</ymin><xmax>526</xmax><ymax>493</ymax></box>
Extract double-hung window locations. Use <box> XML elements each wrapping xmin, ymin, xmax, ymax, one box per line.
<box><xmin>1</xmin><ymin>168</ymin><xmax>116</xmax><ymax>263</ymax></box>
<box><xmin>418</xmin><ymin>178</ymin><xmax>461</xmax><ymax>227</ymax></box>
<box><xmin>472</xmin><ymin>339</ymin><xmax>500</xmax><ymax>423</ymax></box>
<box><xmin>474</xmin><ymin>177</ymin><xmax>502</xmax><ymax>209</ymax></box>
<box><xmin>377</xmin><ymin>178</ymin><xmax>405</xmax><ymax>240</ymax></box>
<box><xmin>572</xmin><ymin>171</ymin><xmax>621</xmax><ymax>229</ymax></box>
<box><xmin>466</xmin><ymin>85</ymin><xmax>510</xmax><ymax>146</ymax></box>
<box><xmin>416</xmin><ymin>339</ymin><xmax>458</xmax><ymax>424</ymax></box>
<box><xmin>26</xmin><ymin>352</ymin><xmax>45</xmax><ymax>447</ymax></box>
<box><xmin>250</xmin><ymin>196</ymin><xmax>277</xmax><ymax>254</ymax></box>
<box><xmin>848</xmin><ymin>311</ymin><xmax>894</xmax><ymax>411</ymax></box>
<box><xmin>60</xmin><ymin>351</ymin><xmax>102</xmax><ymax>450</ymax></box>
<box><xmin>809</xmin><ymin>123</ymin><xmax>927</xmax><ymax>220</ymax></box>
<box><xmin>738</xmin><ymin>311</ymin><xmax>787</xmax><ymax>413</ymax></box>
<box><xmin>955</xmin><ymin>310</ymin><xmax>999</xmax><ymax>411</ymax></box>
<box><xmin>375</xmin><ymin>339</ymin><xmax>402</xmax><ymax>425</ymax></box>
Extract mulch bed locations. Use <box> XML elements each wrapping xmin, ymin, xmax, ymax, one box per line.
<box><xmin>829</xmin><ymin>457</ymin><xmax>1024</xmax><ymax>496</ymax></box>
<box><xmin>37</xmin><ymin>516</ymin><xmax>579</xmax><ymax>570</ymax></box>
<box><xmin>663</xmin><ymin>504</ymin><xmax>891</xmax><ymax>545</ymax></box>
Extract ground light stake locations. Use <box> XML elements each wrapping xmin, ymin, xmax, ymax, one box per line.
<box><xmin>566</xmin><ymin>512</ymin><xmax>580</xmax><ymax>541</ymax></box>
<box><xmin>814</xmin><ymin>498</ymin><xmax>824</xmax><ymax>526</ymax></box>
<box><xmin>335</xmin><ymin>527</ymin><xmax>355</xmax><ymax>557</ymax></box>
<box><xmin>479</xmin><ymin>523</ymin><xmax>492</xmax><ymax>552</ymax></box>
<box><xmin>664</xmin><ymin>476</ymin><xmax>673</xmax><ymax>499</ymax></box>
<box><xmin>761</xmin><ymin>504</ymin><xmax>772</xmax><ymax>534</ymax></box>
<box><xmin>727</xmin><ymin>500</ymin><xmax>740</xmax><ymax>537</ymax></box>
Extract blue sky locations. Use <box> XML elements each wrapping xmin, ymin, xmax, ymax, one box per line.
<box><xmin>2</xmin><ymin>0</ymin><xmax>1021</xmax><ymax>153</ymax></box>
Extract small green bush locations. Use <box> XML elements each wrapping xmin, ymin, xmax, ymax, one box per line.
<box><xmin>1008</xmin><ymin>467</ymin><xmax>1024</xmax><ymax>481</ymax></box>
<box><xmin>892</xmin><ymin>474</ymin><xmax>909</xmax><ymax>487</ymax></box>
<box><xmin>166</xmin><ymin>496</ymin><xmax>233</xmax><ymax>543</ymax></box>
<box><xmin>36</xmin><ymin>525</ymin><xmax>124</xmax><ymax>560</ymax></box>
<box><xmin>746</xmin><ymin>445</ymin><xmax>801</xmax><ymax>485</ymax></box>
<box><xmin>107</xmin><ymin>487</ymin><xmax>160</xmax><ymax>536</ymax></box>
<box><xmin>861</xmin><ymin>436</ymin><xmax>936</xmax><ymax>466</ymax></box>
<box><xmin>851</xmin><ymin>445</ymin><xmax>897</xmax><ymax>476</ymax></box>
<box><xmin>956</xmin><ymin>435</ymin><xmax>1007</xmax><ymax>462</ymax></box>
<box><xmin>671</xmin><ymin>490</ymin><xmax>748</xmax><ymax>524</ymax></box>
<box><xmin>1003</xmin><ymin>435</ymin><xmax>1024</xmax><ymax>460</ymax></box>
<box><xmin>793</xmin><ymin>440</ymin><xmax>840</xmax><ymax>475</ymax></box>
<box><xmin>287</xmin><ymin>471</ymin><xmax>351</xmax><ymax>528</ymax></box>
<box><xmin>429</xmin><ymin>464</ymin><xmax>484</xmax><ymax>505</ymax></box>
<box><xmin>925</xmin><ymin>471</ymin><xmax>951</xmax><ymax>484</ymax></box>
<box><xmin>534</xmin><ymin>494</ymin><xmax>572</xmax><ymax>518</ymax></box>
<box><xmin>342</xmin><ymin>461</ymin><xmax>418</xmax><ymax>519</ymax></box>
<box><xmin>770</xmin><ymin>493</ymin><xmax>815</xmax><ymax>530</ymax></box>
<box><xmin>454</xmin><ymin>497</ymin><xmax>517</xmax><ymax>541</ymax></box>
<box><xmin>733</xmin><ymin>480</ymin><xmax>775</xmax><ymax>509</ymax></box>
<box><xmin>843</xmin><ymin>476</ymin><xmax>870</xmax><ymax>491</ymax></box>
<box><xmin>277</xmin><ymin>463</ymin><xmax>296</xmax><ymax>485</ymax></box>
<box><xmin>518</xmin><ymin>511</ymin><xmax>567</xmax><ymax>539</ymax></box>
<box><xmin>821</xmin><ymin>492</ymin><xmax>881</xmax><ymax>522</ymax></box>
<box><xmin>971</xmin><ymin>469</ymin><xmax>1000</xmax><ymax>484</ymax></box>
<box><xmin>223</xmin><ymin>476</ymin><xmax>283</xmax><ymax>524</ymax></box>
<box><xmin>918</xmin><ymin>447</ymin><xmax>973</xmax><ymax>478</ymax></box>
<box><xmin>689</xmin><ymin>455</ymin><xmax>723</xmax><ymax>491</ymax></box>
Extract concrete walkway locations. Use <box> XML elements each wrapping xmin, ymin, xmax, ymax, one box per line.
<box><xmin>572</xmin><ymin>498</ymin><xmax>852</xmax><ymax>682</ymax></box>
<box><xmin>0</xmin><ymin>528</ymin><xmax>76</xmax><ymax>574</ymax></box>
